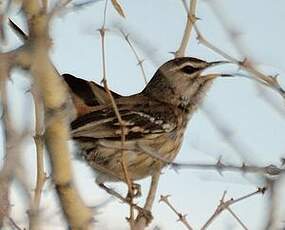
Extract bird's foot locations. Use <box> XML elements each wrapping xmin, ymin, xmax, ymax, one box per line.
<box><xmin>126</xmin><ymin>182</ymin><xmax>142</xmax><ymax>201</ymax></box>
<box><xmin>98</xmin><ymin>183</ymin><xmax>152</xmax><ymax>222</ymax></box>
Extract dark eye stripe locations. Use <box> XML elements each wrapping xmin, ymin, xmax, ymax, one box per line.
<box><xmin>180</xmin><ymin>65</ymin><xmax>197</xmax><ymax>74</ymax></box>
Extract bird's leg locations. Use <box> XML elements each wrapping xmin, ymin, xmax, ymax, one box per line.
<box><xmin>127</xmin><ymin>182</ymin><xmax>141</xmax><ymax>199</ymax></box>
<box><xmin>98</xmin><ymin>183</ymin><xmax>152</xmax><ymax>221</ymax></box>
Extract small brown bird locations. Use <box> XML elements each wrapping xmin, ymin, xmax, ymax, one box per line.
<box><xmin>63</xmin><ymin>57</ymin><xmax>227</xmax><ymax>186</ymax></box>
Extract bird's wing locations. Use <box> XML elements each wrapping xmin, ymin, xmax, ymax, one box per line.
<box><xmin>62</xmin><ymin>73</ymin><xmax>121</xmax><ymax>116</ymax></box>
<box><xmin>70</xmin><ymin>97</ymin><xmax>177</xmax><ymax>141</ymax></box>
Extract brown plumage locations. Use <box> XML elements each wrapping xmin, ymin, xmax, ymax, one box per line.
<box><xmin>63</xmin><ymin>57</ymin><xmax>227</xmax><ymax>184</ymax></box>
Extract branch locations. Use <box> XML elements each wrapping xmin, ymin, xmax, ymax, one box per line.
<box><xmin>193</xmin><ymin>23</ymin><xmax>285</xmax><ymax>98</ymax></box>
<box><xmin>175</xmin><ymin>0</ymin><xmax>198</xmax><ymax>57</ymax></box>
<box><xmin>20</xmin><ymin>1</ymin><xmax>93</xmax><ymax>228</ymax></box>
<box><xmin>120</xmin><ymin>30</ymin><xmax>147</xmax><ymax>85</ymax></box>
<box><xmin>159</xmin><ymin>195</ymin><xmax>193</xmax><ymax>230</ymax></box>
<box><xmin>201</xmin><ymin>188</ymin><xmax>266</xmax><ymax>229</ymax></box>
<box><xmin>98</xmin><ymin>0</ymin><xmax>134</xmax><ymax>228</ymax></box>
<box><xmin>29</xmin><ymin>86</ymin><xmax>47</xmax><ymax>230</ymax></box>
<box><xmin>134</xmin><ymin>168</ymin><xmax>161</xmax><ymax>229</ymax></box>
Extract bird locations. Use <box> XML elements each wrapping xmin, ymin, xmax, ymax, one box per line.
<box><xmin>63</xmin><ymin>57</ymin><xmax>228</xmax><ymax>187</ymax></box>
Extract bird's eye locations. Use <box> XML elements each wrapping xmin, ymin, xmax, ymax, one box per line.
<box><xmin>180</xmin><ymin>65</ymin><xmax>197</xmax><ymax>74</ymax></box>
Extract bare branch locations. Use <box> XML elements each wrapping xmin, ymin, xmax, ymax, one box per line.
<box><xmin>120</xmin><ymin>30</ymin><xmax>147</xmax><ymax>85</ymax></box>
<box><xmin>159</xmin><ymin>195</ymin><xmax>193</xmax><ymax>230</ymax></box>
<box><xmin>201</xmin><ymin>188</ymin><xmax>266</xmax><ymax>229</ymax></box>
<box><xmin>98</xmin><ymin>0</ymin><xmax>134</xmax><ymax>227</ymax></box>
<box><xmin>176</xmin><ymin>0</ymin><xmax>198</xmax><ymax>57</ymax></box>
<box><xmin>20</xmin><ymin>1</ymin><xmax>93</xmax><ymax>228</ymax></box>
<box><xmin>134</xmin><ymin>168</ymin><xmax>161</xmax><ymax>229</ymax></box>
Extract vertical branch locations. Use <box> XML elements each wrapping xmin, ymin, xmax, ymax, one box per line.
<box><xmin>175</xmin><ymin>0</ymin><xmax>198</xmax><ymax>57</ymax></box>
<box><xmin>29</xmin><ymin>87</ymin><xmax>46</xmax><ymax>230</ymax></box>
<box><xmin>134</xmin><ymin>168</ymin><xmax>161</xmax><ymax>230</ymax></box>
<box><xmin>32</xmin><ymin>88</ymin><xmax>45</xmax><ymax>209</ymax></box>
<box><xmin>264</xmin><ymin>180</ymin><xmax>279</xmax><ymax>230</ymax></box>
<box><xmin>98</xmin><ymin>0</ymin><xmax>135</xmax><ymax>228</ymax></box>
<box><xmin>0</xmin><ymin>59</ymin><xmax>24</xmax><ymax>229</ymax></box>
<box><xmin>21</xmin><ymin>1</ymin><xmax>93</xmax><ymax>228</ymax></box>
<box><xmin>0</xmin><ymin>62</ymin><xmax>12</xmax><ymax>228</ymax></box>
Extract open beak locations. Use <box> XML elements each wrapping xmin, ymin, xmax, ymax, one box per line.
<box><xmin>207</xmin><ymin>60</ymin><xmax>230</xmax><ymax>67</ymax></box>
<box><xmin>201</xmin><ymin>60</ymin><xmax>231</xmax><ymax>80</ymax></box>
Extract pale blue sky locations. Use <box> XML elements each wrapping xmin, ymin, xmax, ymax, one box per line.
<box><xmin>2</xmin><ymin>0</ymin><xmax>285</xmax><ymax>229</ymax></box>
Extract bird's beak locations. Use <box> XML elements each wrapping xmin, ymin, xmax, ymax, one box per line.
<box><xmin>201</xmin><ymin>60</ymin><xmax>230</xmax><ymax>80</ymax></box>
<box><xmin>207</xmin><ymin>60</ymin><xmax>230</xmax><ymax>67</ymax></box>
<box><xmin>202</xmin><ymin>73</ymin><xmax>233</xmax><ymax>80</ymax></box>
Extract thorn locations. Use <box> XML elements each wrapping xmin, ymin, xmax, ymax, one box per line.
<box><xmin>177</xmin><ymin>213</ymin><xmax>187</xmax><ymax>222</ymax></box>
<box><xmin>216</xmin><ymin>155</ymin><xmax>224</xmax><ymax>176</ymax></box>
<box><xmin>159</xmin><ymin>194</ymin><xmax>170</xmax><ymax>203</ymax></box>
<box><xmin>137</xmin><ymin>59</ymin><xmax>145</xmax><ymax>66</ymax></box>
<box><xmin>238</xmin><ymin>58</ymin><xmax>251</xmax><ymax>68</ymax></box>
<box><xmin>25</xmin><ymin>88</ymin><xmax>32</xmax><ymax>94</ymax></box>
<box><xmin>258</xmin><ymin>187</ymin><xmax>267</xmax><ymax>194</ymax></box>
<box><xmin>272</xmin><ymin>73</ymin><xmax>279</xmax><ymax>80</ymax></box>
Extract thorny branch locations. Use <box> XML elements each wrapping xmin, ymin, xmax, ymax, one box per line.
<box><xmin>201</xmin><ymin>188</ymin><xmax>266</xmax><ymax>229</ymax></box>
<box><xmin>134</xmin><ymin>167</ymin><xmax>161</xmax><ymax>230</ymax></box>
<box><xmin>264</xmin><ymin>179</ymin><xmax>280</xmax><ymax>230</ymax></box>
<box><xmin>0</xmin><ymin>61</ymin><xmax>13</xmax><ymax>228</ymax></box>
<box><xmin>29</xmin><ymin>86</ymin><xmax>47</xmax><ymax>230</ymax></box>
<box><xmin>137</xmin><ymin>141</ymin><xmax>285</xmax><ymax>178</ymax></box>
<box><xmin>197</xmin><ymin>3</ymin><xmax>285</xmax><ymax>229</ymax></box>
<box><xmin>98</xmin><ymin>0</ymin><xmax>135</xmax><ymax>228</ymax></box>
<box><xmin>176</xmin><ymin>0</ymin><xmax>198</xmax><ymax>57</ymax></box>
<box><xmin>194</xmin><ymin>23</ymin><xmax>285</xmax><ymax>98</ymax></box>
<box><xmin>159</xmin><ymin>195</ymin><xmax>193</xmax><ymax>230</ymax></box>
<box><xmin>178</xmin><ymin>1</ymin><xmax>285</xmax><ymax>99</ymax></box>
<box><xmin>204</xmin><ymin>0</ymin><xmax>285</xmax><ymax>118</ymax></box>
<box><xmin>171</xmin><ymin>160</ymin><xmax>285</xmax><ymax>178</ymax></box>
<box><xmin>120</xmin><ymin>30</ymin><xmax>148</xmax><ymax>85</ymax></box>
<box><xmin>0</xmin><ymin>1</ymin><xmax>93</xmax><ymax>228</ymax></box>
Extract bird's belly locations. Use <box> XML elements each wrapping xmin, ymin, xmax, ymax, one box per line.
<box><xmin>77</xmin><ymin>132</ymin><xmax>183</xmax><ymax>183</ymax></box>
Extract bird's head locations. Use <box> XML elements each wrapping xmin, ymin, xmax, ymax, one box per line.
<box><xmin>143</xmin><ymin>57</ymin><xmax>228</xmax><ymax>111</ymax></box>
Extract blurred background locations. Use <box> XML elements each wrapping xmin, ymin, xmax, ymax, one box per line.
<box><xmin>2</xmin><ymin>0</ymin><xmax>285</xmax><ymax>229</ymax></box>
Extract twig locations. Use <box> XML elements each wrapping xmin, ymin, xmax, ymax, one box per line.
<box><xmin>29</xmin><ymin>86</ymin><xmax>46</xmax><ymax>230</ymax></box>
<box><xmin>263</xmin><ymin>179</ymin><xmax>280</xmax><ymax>230</ymax></box>
<box><xmin>203</xmin><ymin>0</ymin><xmax>285</xmax><ymax>115</ymax></box>
<box><xmin>98</xmin><ymin>183</ymin><xmax>152</xmax><ymax>220</ymax></box>
<box><xmin>134</xmin><ymin>167</ymin><xmax>161</xmax><ymax>229</ymax></box>
<box><xmin>0</xmin><ymin>61</ymin><xmax>12</xmax><ymax>228</ymax></box>
<box><xmin>227</xmin><ymin>207</ymin><xmax>248</xmax><ymax>230</ymax></box>
<box><xmin>159</xmin><ymin>195</ymin><xmax>193</xmax><ymax>230</ymax></box>
<box><xmin>137</xmin><ymin>141</ymin><xmax>284</xmax><ymax>178</ymax></box>
<box><xmin>176</xmin><ymin>0</ymin><xmax>198</xmax><ymax>57</ymax></box>
<box><xmin>0</xmin><ymin>61</ymin><xmax>28</xmax><ymax>229</ymax></box>
<box><xmin>201</xmin><ymin>188</ymin><xmax>266</xmax><ymax>229</ymax></box>
<box><xmin>172</xmin><ymin>161</ymin><xmax>284</xmax><ymax>178</ymax></box>
<box><xmin>98</xmin><ymin>0</ymin><xmax>134</xmax><ymax>228</ymax></box>
<box><xmin>8</xmin><ymin>216</ymin><xmax>22</xmax><ymax>230</ymax></box>
<box><xmin>120</xmin><ymin>30</ymin><xmax>147</xmax><ymax>85</ymax></box>
<box><xmin>192</xmin><ymin>23</ymin><xmax>285</xmax><ymax>98</ymax></box>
